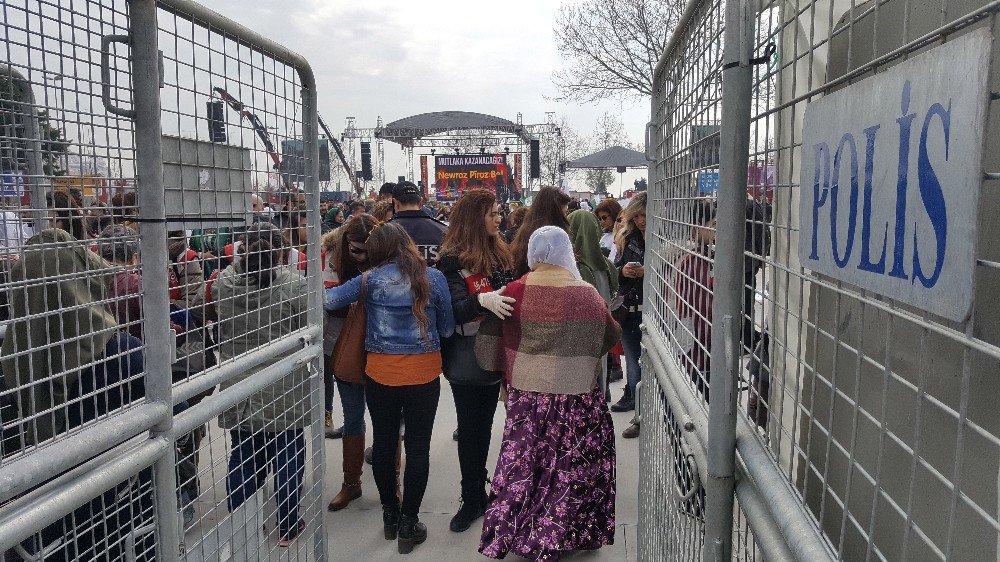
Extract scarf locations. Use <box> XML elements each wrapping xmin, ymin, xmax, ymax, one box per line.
<box><xmin>568</xmin><ymin>210</ymin><xmax>619</xmax><ymax>294</ymax></box>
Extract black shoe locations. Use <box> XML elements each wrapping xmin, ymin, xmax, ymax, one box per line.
<box><xmin>365</xmin><ymin>446</ymin><xmax>373</xmax><ymax>466</ymax></box>
<box><xmin>325</xmin><ymin>425</ymin><xmax>344</xmax><ymax>439</ymax></box>
<box><xmin>382</xmin><ymin>504</ymin><xmax>400</xmax><ymax>540</ymax></box>
<box><xmin>452</xmin><ymin>428</ymin><xmax>459</xmax><ymax>441</ymax></box>
<box><xmin>397</xmin><ymin>515</ymin><xmax>427</xmax><ymax>554</ymax></box>
<box><xmin>608</xmin><ymin>369</ymin><xmax>624</xmax><ymax>382</ymax></box>
<box><xmin>449</xmin><ymin>498</ymin><xmax>485</xmax><ymax>532</ymax></box>
<box><xmin>610</xmin><ymin>391</ymin><xmax>635</xmax><ymax>412</ymax></box>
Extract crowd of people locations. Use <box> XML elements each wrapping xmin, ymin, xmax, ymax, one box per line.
<box><xmin>317</xmin><ymin>181</ymin><xmax>653</xmax><ymax>559</ymax></box>
<box><xmin>0</xmin><ymin>179</ymin><xmax>663</xmax><ymax>561</ymax></box>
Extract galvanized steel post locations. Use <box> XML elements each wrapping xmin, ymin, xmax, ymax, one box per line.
<box><xmin>703</xmin><ymin>0</ymin><xmax>756</xmax><ymax>558</ymax></box>
<box><xmin>128</xmin><ymin>1</ymin><xmax>181</xmax><ymax>559</ymax></box>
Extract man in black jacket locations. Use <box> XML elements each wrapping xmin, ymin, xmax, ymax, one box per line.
<box><xmin>389</xmin><ymin>181</ymin><xmax>447</xmax><ymax>265</ymax></box>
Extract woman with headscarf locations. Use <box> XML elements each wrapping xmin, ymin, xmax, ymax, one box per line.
<box><xmin>568</xmin><ymin>209</ymin><xmax>619</xmax><ymax>304</ymax></box>
<box><xmin>568</xmin><ymin>209</ymin><xmax>619</xmax><ymax>397</ymax></box>
<box><xmin>323</xmin><ymin>205</ymin><xmax>345</xmax><ymax>232</ymax></box>
<box><xmin>475</xmin><ymin>226</ymin><xmax>620</xmax><ymax>561</ymax></box>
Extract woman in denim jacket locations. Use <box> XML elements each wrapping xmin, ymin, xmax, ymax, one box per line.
<box><xmin>325</xmin><ymin>222</ymin><xmax>455</xmax><ymax>554</ymax></box>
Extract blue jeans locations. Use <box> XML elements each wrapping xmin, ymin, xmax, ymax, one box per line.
<box><xmin>226</xmin><ymin>429</ymin><xmax>305</xmax><ymax>533</ymax></box>
<box><xmin>336</xmin><ymin>379</ymin><xmax>367</xmax><ymax>436</ymax></box>
<box><xmin>324</xmin><ymin>354</ymin><xmax>336</xmax><ymax>412</ymax></box>
<box><xmin>622</xmin><ymin>313</ymin><xmax>643</xmax><ymax>399</ymax></box>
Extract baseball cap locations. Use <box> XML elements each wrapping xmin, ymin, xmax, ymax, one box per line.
<box><xmin>392</xmin><ymin>181</ymin><xmax>421</xmax><ymax>199</ymax></box>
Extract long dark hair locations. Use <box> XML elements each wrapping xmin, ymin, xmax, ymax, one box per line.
<box><xmin>367</xmin><ymin>222</ymin><xmax>431</xmax><ymax>341</ymax></box>
<box><xmin>240</xmin><ymin>222</ymin><xmax>287</xmax><ymax>288</ymax></box>
<box><xmin>439</xmin><ymin>188</ymin><xmax>512</xmax><ymax>276</ymax></box>
<box><xmin>510</xmin><ymin>187</ymin><xmax>571</xmax><ymax>276</ymax></box>
<box><xmin>334</xmin><ymin>214</ymin><xmax>379</xmax><ymax>280</ymax></box>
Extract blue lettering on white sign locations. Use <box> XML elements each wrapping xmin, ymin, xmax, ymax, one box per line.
<box><xmin>797</xmin><ymin>30</ymin><xmax>988</xmax><ymax>322</ymax></box>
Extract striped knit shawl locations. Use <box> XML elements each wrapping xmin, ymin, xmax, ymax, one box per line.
<box><xmin>475</xmin><ymin>264</ymin><xmax>622</xmax><ymax>395</ymax></box>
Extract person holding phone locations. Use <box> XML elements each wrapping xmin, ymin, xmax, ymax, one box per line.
<box><xmin>611</xmin><ymin>193</ymin><xmax>646</xmax><ymax>439</ymax></box>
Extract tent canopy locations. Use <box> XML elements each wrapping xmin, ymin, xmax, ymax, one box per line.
<box><xmin>566</xmin><ymin>145</ymin><xmax>648</xmax><ymax>169</ymax></box>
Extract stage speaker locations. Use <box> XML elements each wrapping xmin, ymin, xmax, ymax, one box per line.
<box><xmin>207</xmin><ymin>101</ymin><xmax>226</xmax><ymax>143</ymax></box>
<box><xmin>529</xmin><ymin>139</ymin><xmax>540</xmax><ymax>179</ymax></box>
<box><xmin>360</xmin><ymin>142</ymin><xmax>373</xmax><ymax>181</ymax></box>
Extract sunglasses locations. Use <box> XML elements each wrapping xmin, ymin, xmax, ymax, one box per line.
<box><xmin>348</xmin><ymin>245</ymin><xmax>368</xmax><ymax>256</ymax></box>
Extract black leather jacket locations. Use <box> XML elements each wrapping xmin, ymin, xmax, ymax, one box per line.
<box><xmin>615</xmin><ymin>231</ymin><xmax>646</xmax><ymax>311</ymax></box>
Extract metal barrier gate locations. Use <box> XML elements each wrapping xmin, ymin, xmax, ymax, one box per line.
<box><xmin>0</xmin><ymin>1</ymin><xmax>325</xmax><ymax>560</ymax></box>
<box><xmin>641</xmin><ymin>0</ymin><xmax>1000</xmax><ymax>559</ymax></box>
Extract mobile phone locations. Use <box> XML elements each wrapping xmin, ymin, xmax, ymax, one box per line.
<box><xmin>626</xmin><ymin>261</ymin><xmax>641</xmax><ymax>268</ymax></box>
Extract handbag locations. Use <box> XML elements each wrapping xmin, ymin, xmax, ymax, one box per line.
<box><xmin>331</xmin><ymin>272</ymin><xmax>368</xmax><ymax>384</ymax></box>
<box><xmin>610</xmin><ymin>289</ymin><xmax>631</xmax><ymax>325</ymax></box>
<box><xmin>441</xmin><ymin>333</ymin><xmax>501</xmax><ymax>386</ymax></box>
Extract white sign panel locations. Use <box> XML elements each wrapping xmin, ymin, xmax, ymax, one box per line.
<box><xmin>798</xmin><ymin>30</ymin><xmax>990</xmax><ymax>322</ymax></box>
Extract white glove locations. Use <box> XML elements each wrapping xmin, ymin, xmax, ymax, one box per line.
<box><xmin>478</xmin><ymin>289</ymin><xmax>515</xmax><ymax>319</ymax></box>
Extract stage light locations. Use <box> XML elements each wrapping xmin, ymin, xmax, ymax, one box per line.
<box><xmin>480</xmin><ymin>147</ymin><xmax>486</xmax><ymax>154</ymax></box>
<box><xmin>504</xmin><ymin>147</ymin><xmax>510</xmax><ymax>154</ymax></box>
<box><xmin>430</xmin><ymin>149</ymin><xmax>435</xmax><ymax>155</ymax></box>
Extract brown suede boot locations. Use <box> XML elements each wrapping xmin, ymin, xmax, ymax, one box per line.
<box><xmin>328</xmin><ymin>434</ymin><xmax>364</xmax><ymax>511</ymax></box>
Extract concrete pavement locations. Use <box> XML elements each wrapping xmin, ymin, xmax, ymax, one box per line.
<box><xmin>320</xmin><ymin>377</ymin><xmax>640</xmax><ymax>561</ymax></box>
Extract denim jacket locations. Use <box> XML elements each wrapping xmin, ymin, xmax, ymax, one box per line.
<box><xmin>324</xmin><ymin>262</ymin><xmax>455</xmax><ymax>354</ymax></box>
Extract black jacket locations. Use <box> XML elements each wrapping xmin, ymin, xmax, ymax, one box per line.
<box><xmin>390</xmin><ymin>210</ymin><xmax>448</xmax><ymax>265</ymax></box>
<box><xmin>615</xmin><ymin>231</ymin><xmax>646</xmax><ymax>310</ymax></box>
<box><xmin>437</xmin><ymin>254</ymin><xmax>516</xmax><ymax>326</ymax></box>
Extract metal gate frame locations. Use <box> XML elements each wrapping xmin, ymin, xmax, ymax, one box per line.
<box><xmin>0</xmin><ymin>1</ymin><xmax>325</xmax><ymax>560</ymax></box>
<box><xmin>641</xmin><ymin>0</ymin><xmax>1000</xmax><ymax>559</ymax></box>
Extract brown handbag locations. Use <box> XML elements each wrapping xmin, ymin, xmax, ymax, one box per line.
<box><xmin>331</xmin><ymin>272</ymin><xmax>368</xmax><ymax>384</ymax></box>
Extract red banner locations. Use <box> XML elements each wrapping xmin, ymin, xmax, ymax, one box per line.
<box><xmin>419</xmin><ymin>155</ymin><xmax>429</xmax><ymax>197</ymax></box>
<box><xmin>513</xmin><ymin>153</ymin><xmax>523</xmax><ymax>197</ymax></box>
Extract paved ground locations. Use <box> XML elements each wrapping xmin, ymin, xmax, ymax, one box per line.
<box><xmin>177</xmin><ymin>377</ymin><xmax>640</xmax><ymax>561</ymax></box>
<box><xmin>320</xmin><ymin>377</ymin><xmax>640</xmax><ymax>561</ymax></box>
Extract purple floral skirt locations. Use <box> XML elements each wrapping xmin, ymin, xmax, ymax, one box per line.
<box><xmin>479</xmin><ymin>385</ymin><xmax>616</xmax><ymax>561</ymax></box>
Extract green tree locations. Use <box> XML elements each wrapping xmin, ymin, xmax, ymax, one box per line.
<box><xmin>586</xmin><ymin>168</ymin><xmax>615</xmax><ymax>194</ymax></box>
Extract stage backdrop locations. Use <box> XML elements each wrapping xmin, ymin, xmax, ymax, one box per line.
<box><xmin>434</xmin><ymin>154</ymin><xmax>518</xmax><ymax>202</ymax></box>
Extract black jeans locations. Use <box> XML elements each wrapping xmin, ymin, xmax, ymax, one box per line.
<box><xmin>365</xmin><ymin>376</ymin><xmax>440</xmax><ymax>517</ymax></box>
<box><xmin>451</xmin><ymin>382</ymin><xmax>500</xmax><ymax>500</ymax></box>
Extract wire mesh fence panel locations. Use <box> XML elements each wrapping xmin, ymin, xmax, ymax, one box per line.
<box><xmin>645</xmin><ymin>0</ymin><xmax>1000</xmax><ymax>558</ymax></box>
<box><xmin>740</xmin><ymin>0</ymin><xmax>1000</xmax><ymax>557</ymax></box>
<box><xmin>0</xmin><ymin>0</ymin><xmax>154</xmax><ymax>465</ymax></box>
<box><xmin>640</xmin><ymin>0</ymin><xmax>725</xmax><ymax>558</ymax></box>
<box><xmin>0</xmin><ymin>0</ymin><xmax>324</xmax><ymax>560</ymax></box>
<box><xmin>637</xmin><ymin>364</ymin><xmax>706</xmax><ymax>561</ymax></box>
<box><xmin>152</xmin><ymin>1</ymin><xmax>325</xmax><ymax>559</ymax></box>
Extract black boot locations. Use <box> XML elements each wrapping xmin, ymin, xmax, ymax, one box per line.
<box><xmin>610</xmin><ymin>386</ymin><xmax>635</xmax><ymax>412</ymax></box>
<box><xmin>449</xmin><ymin>485</ymin><xmax>486</xmax><ymax>532</ymax></box>
<box><xmin>397</xmin><ymin>514</ymin><xmax>427</xmax><ymax>554</ymax></box>
<box><xmin>382</xmin><ymin>504</ymin><xmax>400</xmax><ymax>540</ymax></box>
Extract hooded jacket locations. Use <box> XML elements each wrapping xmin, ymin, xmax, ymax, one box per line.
<box><xmin>212</xmin><ymin>261</ymin><xmax>310</xmax><ymax>432</ymax></box>
<box><xmin>568</xmin><ymin>210</ymin><xmax>619</xmax><ymax>301</ymax></box>
<box><xmin>1</xmin><ymin>229</ymin><xmax>117</xmax><ymax>444</ymax></box>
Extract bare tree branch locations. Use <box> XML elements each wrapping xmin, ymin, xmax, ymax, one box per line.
<box><xmin>553</xmin><ymin>0</ymin><xmax>684</xmax><ymax>102</ymax></box>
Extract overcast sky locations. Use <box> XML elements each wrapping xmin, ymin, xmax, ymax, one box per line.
<box><xmin>210</xmin><ymin>0</ymin><xmax>650</xmax><ymax>195</ymax></box>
